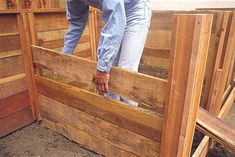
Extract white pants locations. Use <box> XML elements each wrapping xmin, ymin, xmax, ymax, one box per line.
<box><xmin>105</xmin><ymin>1</ymin><xmax>152</xmax><ymax>106</ymax></box>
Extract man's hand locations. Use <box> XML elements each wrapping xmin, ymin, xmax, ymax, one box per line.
<box><xmin>92</xmin><ymin>70</ymin><xmax>110</xmax><ymax>94</ymax></box>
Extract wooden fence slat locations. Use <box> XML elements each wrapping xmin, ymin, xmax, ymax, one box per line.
<box><xmin>40</xmin><ymin>94</ymin><xmax>160</xmax><ymax>157</ymax></box>
<box><xmin>32</xmin><ymin>46</ymin><xmax>167</xmax><ymax>113</ymax></box>
<box><xmin>0</xmin><ymin>108</ymin><xmax>33</xmax><ymax>138</ymax></box>
<box><xmin>36</xmin><ymin>76</ymin><xmax>163</xmax><ymax>142</ymax></box>
<box><xmin>0</xmin><ymin>74</ymin><xmax>27</xmax><ymax>99</ymax></box>
<box><xmin>193</xmin><ymin>87</ymin><xmax>235</xmax><ymax>157</ymax></box>
<box><xmin>160</xmin><ymin>14</ymin><xmax>213</xmax><ymax>157</ymax></box>
<box><xmin>197</xmin><ymin>108</ymin><xmax>235</xmax><ymax>152</ymax></box>
<box><xmin>0</xmin><ymin>91</ymin><xmax>30</xmax><ymax>119</ymax></box>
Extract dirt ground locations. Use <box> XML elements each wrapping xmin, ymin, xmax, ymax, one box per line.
<box><xmin>0</xmin><ymin>105</ymin><xmax>234</xmax><ymax>157</ymax></box>
<box><xmin>0</xmin><ymin>123</ymin><xmax>103</xmax><ymax>157</ymax></box>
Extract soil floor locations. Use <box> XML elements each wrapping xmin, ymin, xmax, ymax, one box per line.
<box><xmin>0</xmin><ymin>105</ymin><xmax>234</xmax><ymax>157</ymax></box>
<box><xmin>0</xmin><ymin>123</ymin><xmax>103</xmax><ymax>157</ymax></box>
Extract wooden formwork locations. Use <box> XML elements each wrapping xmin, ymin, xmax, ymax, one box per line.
<box><xmin>0</xmin><ymin>11</ymin><xmax>35</xmax><ymax>137</ymax></box>
<box><xmin>0</xmin><ymin>4</ymin><xmax>235</xmax><ymax>157</ymax></box>
<box><xmin>192</xmin><ymin>8</ymin><xmax>235</xmax><ymax>157</ymax></box>
<box><xmin>31</xmin><ymin>14</ymin><xmax>213</xmax><ymax>157</ymax></box>
<box><xmin>0</xmin><ymin>0</ymin><xmax>66</xmax><ymax>9</ymax></box>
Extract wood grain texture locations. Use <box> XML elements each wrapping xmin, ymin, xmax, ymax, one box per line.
<box><xmin>160</xmin><ymin>14</ymin><xmax>212</xmax><ymax>157</ymax></box>
<box><xmin>0</xmin><ymin>54</ymin><xmax>24</xmax><ymax>79</ymax></box>
<box><xmin>0</xmin><ymin>91</ymin><xmax>30</xmax><ymax>119</ymax></box>
<box><xmin>0</xmin><ymin>108</ymin><xmax>33</xmax><ymax>138</ymax></box>
<box><xmin>0</xmin><ymin>74</ymin><xmax>27</xmax><ymax>99</ymax></box>
<box><xmin>210</xmin><ymin>12</ymin><xmax>235</xmax><ymax>115</ymax></box>
<box><xmin>193</xmin><ymin>87</ymin><xmax>235</xmax><ymax>157</ymax></box>
<box><xmin>40</xmin><ymin>95</ymin><xmax>160</xmax><ymax>157</ymax></box>
<box><xmin>197</xmin><ymin>108</ymin><xmax>235</xmax><ymax>152</ymax></box>
<box><xmin>36</xmin><ymin>76</ymin><xmax>163</xmax><ymax>142</ymax></box>
<box><xmin>32</xmin><ymin>46</ymin><xmax>167</xmax><ymax>113</ymax></box>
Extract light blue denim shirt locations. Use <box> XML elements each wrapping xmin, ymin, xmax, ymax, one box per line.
<box><xmin>63</xmin><ymin>0</ymin><xmax>150</xmax><ymax>72</ymax></box>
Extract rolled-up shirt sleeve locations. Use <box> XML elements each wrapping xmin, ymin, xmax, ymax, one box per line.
<box><xmin>97</xmin><ymin>0</ymin><xmax>126</xmax><ymax>72</ymax></box>
<box><xmin>63</xmin><ymin>0</ymin><xmax>89</xmax><ymax>54</ymax></box>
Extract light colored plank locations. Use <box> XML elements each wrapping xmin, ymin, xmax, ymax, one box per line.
<box><xmin>36</xmin><ymin>76</ymin><xmax>163</xmax><ymax>142</ymax></box>
<box><xmin>193</xmin><ymin>87</ymin><xmax>235</xmax><ymax>157</ymax></box>
<box><xmin>160</xmin><ymin>14</ymin><xmax>213</xmax><ymax>157</ymax></box>
<box><xmin>0</xmin><ymin>54</ymin><xmax>24</xmax><ymax>79</ymax></box>
<box><xmin>197</xmin><ymin>108</ymin><xmax>235</xmax><ymax>152</ymax></box>
<box><xmin>0</xmin><ymin>74</ymin><xmax>27</xmax><ymax>99</ymax></box>
<box><xmin>32</xmin><ymin>46</ymin><xmax>167</xmax><ymax>113</ymax></box>
<box><xmin>210</xmin><ymin>12</ymin><xmax>235</xmax><ymax>115</ymax></box>
<box><xmin>40</xmin><ymin>94</ymin><xmax>160</xmax><ymax>157</ymax></box>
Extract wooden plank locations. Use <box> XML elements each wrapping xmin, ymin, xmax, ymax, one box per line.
<box><xmin>0</xmin><ymin>34</ymin><xmax>21</xmax><ymax>52</ymax></box>
<box><xmin>36</xmin><ymin>76</ymin><xmax>163</xmax><ymax>142</ymax></box>
<box><xmin>160</xmin><ymin>14</ymin><xmax>213</xmax><ymax>157</ymax></box>
<box><xmin>0</xmin><ymin>108</ymin><xmax>33</xmax><ymax>138</ymax></box>
<box><xmin>40</xmin><ymin>95</ymin><xmax>160</xmax><ymax>157</ymax></box>
<box><xmin>210</xmin><ymin>12</ymin><xmax>235</xmax><ymax>115</ymax></box>
<box><xmin>34</xmin><ymin>12</ymin><xmax>67</xmax><ymax>32</ymax></box>
<box><xmin>18</xmin><ymin>13</ymin><xmax>42</xmax><ymax>121</ymax></box>
<box><xmin>32</xmin><ymin>46</ymin><xmax>167</xmax><ymax>112</ymax></box>
<box><xmin>0</xmin><ymin>74</ymin><xmax>27</xmax><ymax>99</ymax></box>
<box><xmin>43</xmin><ymin>118</ymin><xmax>139</xmax><ymax>157</ymax></box>
<box><xmin>0</xmin><ymin>14</ymin><xmax>18</xmax><ymax>34</ymax></box>
<box><xmin>197</xmin><ymin>108</ymin><xmax>235</xmax><ymax>152</ymax></box>
<box><xmin>138</xmin><ymin>64</ymin><xmax>168</xmax><ymax>79</ymax></box>
<box><xmin>201</xmin><ymin>11</ymin><xmax>227</xmax><ymax>108</ymax></box>
<box><xmin>0</xmin><ymin>91</ymin><xmax>30</xmax><ymax>119</ymax></box>
<box><xmin>193</xmin><ymin>87</ymin><xmax>235</xmax><ymax>157</ymax></box>
<box><xmin>0</xmin><ymin>54</ymin><xmax>24</xmax><ymax>79</ymax></box>
<box><xmin>0</xmin><ymin>50</ymin><xmax>22</xmax><ymax>59</ymax></box>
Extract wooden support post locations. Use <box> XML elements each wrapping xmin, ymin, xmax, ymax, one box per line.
<box><xmin>210</xmin><ymin>12</ymin><xmax>235</xmax><ymax>115</ymax></box>
<box><xmin>88</xmin><ymin>8</ymin><xmax>97</xmax><ymax>61</ymax></box>
<box><xmin>160</xmin><ymin>14</ymin><xmax>212</xmax><ymax>157</ymax></box>
<box><xmin>17</xmin><ymin>12</ymin><xmax>41</xmax><ymax>121</ymax></box>
<box><xmin>202</xmin><ymin>12</ymin><xmax>230</xmax><ymax>109</ymax></box>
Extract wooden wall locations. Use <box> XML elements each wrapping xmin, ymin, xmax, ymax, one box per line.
<box><xmin>0</xmin><ymin>0</ymin><xmax>66</xmax><ymax>9</ymax></box>
<box><xmin>0</xmin><ymin>12</ymin><xmax>34</xmax><ymax>137</ymax></box>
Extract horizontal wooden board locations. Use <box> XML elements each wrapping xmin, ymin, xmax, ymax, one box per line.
<box><xmin>0</xmin><ymin>14</ymin><xmax>18</xmax><ymax>34</ymax></box>
<box><xmin>197</xmin><ymin>108</ymin><xmax>235</xmax><ymax>152</ymax></box>
<box><xmin>138</xmin><ymin>64</ymin><xmax>168</xmax><ymax>79</ymax></box>
<box><xmin>0</xmin><ymin>54</ymin><xmax>24</xmax><ymax>79</ymax></box>
<box><xmin>0</xmin><ymin>91</ymin><xmax>30</xmax><ymax>118</ymax></box>
<box><xmin>0</xmin><ymin>74</ymin><xmax>27</xmax><ymax>99</ymax></box>
<box><xmin>0</xmin><ymin>34</ymin><xmax>21</xmax><ymax>52</ymax></box>
<box><xmin>36</xmin><ymin>76</ymin><xmax>163</xmax><ymax>142</ymax></box>
<box><xmin>43</xmin><ymin>118</ymin><xmax>139</xmax><ymax>157</ymax></box>
<box><xmin>35</xmin><ymin>12</ymin><xmax>67</xmax><ymax>32</ymax></box>
<box><xmin>0</xmin><ymin>108</ymin><xmax>33</xmax><ymax>138</ymax></box>
<box><xmin>40</xmin><ymin>95</ymin><xmax>160</xmax><ymax>157</ymax></box>
<box><xmin>32</xmin><ymin>46</ymin><xmax>167</xmax><ymax>112</ymax></box>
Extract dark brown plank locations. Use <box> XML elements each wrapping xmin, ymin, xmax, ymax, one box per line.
<box><xmin>0</xmin><ymin>108</ymin><xmax>34</xmax><ymax>138</ymax></box>
<box><xmin>0</xmin><ymin>91</ymin><xmax>30</xmax><ymax>119</ymax></box>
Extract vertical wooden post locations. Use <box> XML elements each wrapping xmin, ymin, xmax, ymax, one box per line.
<box><xmin>88</xmin><ymin>8</ymin><xmax>98</xmax><ymax>61</ymax></box>
<box><xmin>160</xmin><ymin>14</ymin><xmax>212</xmax><ymax>157</ymax></box>
<box><xmin>210</xmin><ymin>12</ymin><xmax>235</xmax><ymax>115</ymax></box>
<box><xmin>17</xmin><ymin>12</ymin><xmax>41</xmax><ymax>121</ymax></box>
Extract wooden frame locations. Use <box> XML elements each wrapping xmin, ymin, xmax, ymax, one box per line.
<box><xmin>0</xmin><ymin>11</ymin><xmax>34</xmax><ymax>137</ymax></box>
<box><xmin>31</xmin><ymin>13</ymin><xmax>213</xmax><ymax>157</ymax></box>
